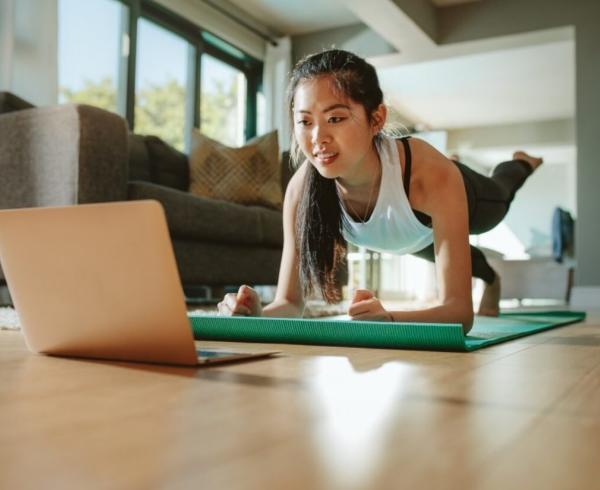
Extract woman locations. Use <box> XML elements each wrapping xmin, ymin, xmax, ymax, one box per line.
<box><xmin>217</xmin><ymin>49</ymin><xmax>542</xmax><ymax>333</ymax></box>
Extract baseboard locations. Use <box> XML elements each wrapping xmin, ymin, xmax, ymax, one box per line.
<box><xmin>570</xmin><ymin>286</ymin><xmax>600</xmax><ymax>309</ymax></box>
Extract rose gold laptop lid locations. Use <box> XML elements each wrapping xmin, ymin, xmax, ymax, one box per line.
<box><xmin>0</xmin><ymin>200</ymin><xmax>274</xmax><ymax>366</ymax></box>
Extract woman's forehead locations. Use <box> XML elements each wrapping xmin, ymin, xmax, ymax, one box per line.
<box><xmin>293</xmin><ymin>77</ymin><xmax>354</xmax><ymax>111</ymax></box>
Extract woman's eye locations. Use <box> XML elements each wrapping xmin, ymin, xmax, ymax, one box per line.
<box><xmin>329</xmin><ymin>116</ymin><xmax>345</xmax><ymax>123</ymax></box>
<box><xmin>296</xmin><ymin>120</ymin><xmax>311</xmax><ymax>126</ymax></box>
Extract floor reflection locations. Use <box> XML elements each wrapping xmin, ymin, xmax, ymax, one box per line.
<box><xmin>304</xmin><ymin>357</ymin><xmax>413</xmax><ymax>489</ymax></box>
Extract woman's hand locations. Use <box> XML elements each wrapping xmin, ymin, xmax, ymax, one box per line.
<box><xmin>348</xmin><ymin>289</ymin><xmax>393</xmax><ymax>321</ymax></box>
<box><xmin>217</xmin><ymin>285</ymin><xmax>263</xmax><ymax>317</ymax></box>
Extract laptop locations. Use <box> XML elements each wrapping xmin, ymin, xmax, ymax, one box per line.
<box><xmin>0</xmin><ymin>200</ymin><xmax>279</xmax><ymax>366</ymax></box>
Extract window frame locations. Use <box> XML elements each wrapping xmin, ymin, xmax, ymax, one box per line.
<box><xmin>114</xmin><ymin>0</ymin><xmax>263</xmax><ymax>145</ymax></box>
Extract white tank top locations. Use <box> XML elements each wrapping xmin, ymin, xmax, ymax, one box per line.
<box><xmin>340</xmin><ymin>135</ymin><xmax>434</xmax><ymax>254</ymax></box>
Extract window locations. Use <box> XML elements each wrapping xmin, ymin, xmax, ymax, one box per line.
<box><xmin>200</xmin><ymin>54</ymin><xmax>247</xmax><ymax>147</ymax></box>
<box><xmin>57</xmin><ymin>0</ymin><xmax>263</xmax><ymax>149</ymax></box>
<box><xmin>135</xmin><ymin>18</ymin><xmax>192</xmax><ymax>151</ymax></box>
<box><xmin>58</xmin><ymin>0</ymin><xmax>128</xmax><ymax>115</ymax></box>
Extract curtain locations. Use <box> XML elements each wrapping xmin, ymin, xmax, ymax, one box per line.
<box><xmin>0</xmin><ymin>0</ymin><xmax>15</xmax><ymax>91</ymax></box>
<box><xmin>1</xmin><ymin>0</ymin><xmax>57</xmax><ymax>104</ymax></box>
<box><xmin>262</xmin><ymin>36</ymin><xmax>292</xmax><ymax>150</ymax></box>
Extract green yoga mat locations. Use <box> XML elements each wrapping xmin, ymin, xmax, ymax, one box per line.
<box><xmin>189</xmin><ymin>310</ymin><xmax>586</xmax><ymax>352</ymax></box>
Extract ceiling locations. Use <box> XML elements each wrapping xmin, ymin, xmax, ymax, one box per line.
<box><xmin>226</xmin><ymin>0</ymin><xmax>575</xmax><ymax>166</ymax></box>
<box><xmin>227</xmin><ymin>0</ymin><xmax>483</xmax><ymax>36</ymax></box>
<box><xmin>227</xmin><ymin>0</ymin><xmax>359</xmax><ymax>35</ymax></box>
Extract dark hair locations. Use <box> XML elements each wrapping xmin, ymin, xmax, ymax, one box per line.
<box><xmin>287</xmin><ymin>49</ymin><xmax>384</xmax><ymax>303</ymax></box>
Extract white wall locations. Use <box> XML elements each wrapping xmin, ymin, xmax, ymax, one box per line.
<box><xmin>0</xmin><ymin>0</ymin><xmax>58</xmax><ymax>105</ymax></box>
<box><xmin>504</xmin><ymin>162</ymin><xmax>574</xmax><ymax>254</ymax></box>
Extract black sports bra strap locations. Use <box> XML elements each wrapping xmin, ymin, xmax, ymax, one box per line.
<box><xmin>400</xmin><ymin>136</ymin><xmax>412</xmax><ymax>198</ymax></box>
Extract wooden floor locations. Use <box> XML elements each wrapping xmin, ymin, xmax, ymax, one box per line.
<box><xmin>1</xmin><ymin>311</ymin><xmax>599</xmax><ymax>489</ymax></box>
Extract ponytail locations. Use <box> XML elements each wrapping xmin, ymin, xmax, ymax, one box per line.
<box><xmin>295</xmin><ymin>165</ymin><xmax>347</xmax><ymax>303</ymax></box>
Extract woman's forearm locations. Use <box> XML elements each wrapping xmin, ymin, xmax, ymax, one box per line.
<box><xmin>389</xmin><ymin>300</ymin><xmax>474</xmax><ymax>333</ymax></box>
<box><xmin>262</xmin><ymin>299</ymin><xmax>304</xmax><ymax>318</ymax></box>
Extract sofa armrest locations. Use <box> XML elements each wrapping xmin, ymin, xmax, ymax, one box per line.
<box><xmin>0</xmin><ymin>104</ymin><xmax>128</xmax><ymax>209</ymax></box>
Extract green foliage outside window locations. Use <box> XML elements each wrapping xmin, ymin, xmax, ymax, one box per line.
<box><xmin>135</xmin><ymin>79</ymin><xmax>186</xmax><ymax>150</ymax></box>
<box><xmin>61</xmin><ymin>79</ymin><xmax>117</xmax><ymax>114</ymax></box>
<box><xmin>200</xmin><ymin>78</ymin><xmax>239</xmax><ymax>147</ymax></box>
<box><xmin>60</xmin><ymin>76</ymin><xmax>240</xmax><ymax>151</ymax></box>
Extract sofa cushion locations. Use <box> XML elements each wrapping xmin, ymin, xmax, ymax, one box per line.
<box><xmin>146</xmin><ymin>135</ymin><xmax>189</xmax><ymax>191</ymax></box>
<box><xmin>128</xmin><ymin>181</ymin><xmax>283</xmax><ymax>247</ymax></box>
<box><xmin>188</xmin><ymin>130</ymin><xmax>282</xmax><ymax>209</ymax></box>
<box><xmin>127</xmin><ymin>134</ymin><xmax>189</xmax><ymax>191</ymax></box>
<box><xmin>0</xmin><ymin>92</ymin><xmax>35</xmax><ymax>115</ymax></box>
<box><xmin>172</xmin><ymin>240</ymin><xmax>282</xmax><ymax>285</ymax></box>
<box><xmin>128</xmin><ymin>134</ymin><xmax>152</xmax><ymax>182</ymax></box>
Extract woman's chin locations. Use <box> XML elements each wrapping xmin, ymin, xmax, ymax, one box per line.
<box><xmin>312</xmin><ymin>162</ymin><xmax>341</xmax><ymax>180</ymax></box>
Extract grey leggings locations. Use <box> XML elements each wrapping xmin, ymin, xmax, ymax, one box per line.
<box><xmin>412</xmin><ymin>159</ymin><xmax>533</xmax><ymax>284</ymax></box>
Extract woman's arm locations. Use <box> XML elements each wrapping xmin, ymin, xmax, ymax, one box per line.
<box><xmin>219</xmin><ymin>163</ymin><xmax>307</xmax><ymax>318</ymax></box>
<box><xmin>414</xmin><ymin>140</ymin><xmax>473</xmax><ymax>331</ymax></box>
<box><xmin>263</xmin><ymin>163</ymin><xmax>308</xmax><ymax>317</ymax></box>
<box><xmin>349</xmin><ymin>139</ymin><xmax>474</xmax><ymax>332</ymax></box>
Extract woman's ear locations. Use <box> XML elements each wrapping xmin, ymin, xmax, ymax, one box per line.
<box><xmin>371</xmin><ymin>103</ymin><xmax>387</xmax><ymax>134</ymax></box>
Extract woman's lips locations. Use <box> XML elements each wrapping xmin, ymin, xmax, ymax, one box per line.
<box><xmin>314</xmin><ymin>153</ymin><xmax>339</xmax><ymax>165</ymax></box>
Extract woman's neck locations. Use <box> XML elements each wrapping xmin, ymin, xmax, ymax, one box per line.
<box><xmin>335</xmin><ymin>144</ymin><xmax>381</xmax><ymax>201</ymax></box>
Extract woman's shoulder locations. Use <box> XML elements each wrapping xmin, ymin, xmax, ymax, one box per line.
<box><xmin>394</xmin><ymin>135</ymin><xmax>430</xmax><ymax>156</ymax></box>
<box><xmin>387</xmin><ymin>134</ymin><xmax>433</xmax><ymax>164</ymax></box>
<box><xmin>399</xmin><ymin>136</ymin><xmax>454</xmax><ymax>174</ymax></box>
<box><xmin>395</xmin><ymin>136</ymin><xmax>461</xmax><ymax>207</ymax></box>
<box><xmin>283</xmin><ymin>159</ymin><xmax>309</xmax><ymax>205</ymax></box>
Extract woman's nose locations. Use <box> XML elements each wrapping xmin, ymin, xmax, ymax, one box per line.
<box><xmin>311</xmin><ymin>125</ymin><xmax>331</xmax><ymax>145</ymax></box>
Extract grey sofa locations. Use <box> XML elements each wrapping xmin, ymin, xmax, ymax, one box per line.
<box><xmin>0</xmin><ymin>96</ymin><xmax>288</xmax><ymax>303</ymax></box>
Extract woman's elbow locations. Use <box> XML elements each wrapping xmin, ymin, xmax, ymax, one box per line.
<box><xmin>445</xmin><ymin>300</ymin><xmax>474</xmax><ymax>334</ymax></box>
<box><xmin>461</xmin><ymin>310</ymin><xmax>474</xmax><ymax>335</ymax></box>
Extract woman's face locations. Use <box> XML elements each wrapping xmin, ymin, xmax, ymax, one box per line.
<box><xmin>292</xmin><ymin>76</ymin><xmax>381</xmax><ymax>180</ymax></box>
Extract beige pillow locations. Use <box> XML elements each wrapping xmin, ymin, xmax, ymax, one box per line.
<box><xmin>188</xmin><ymin>130</ymin><xmax>282</xmax><ymax>209</ymax></box>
